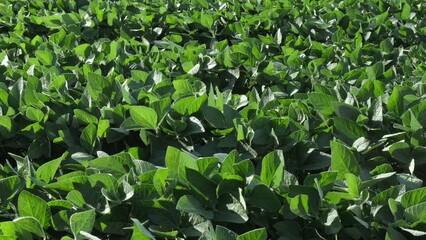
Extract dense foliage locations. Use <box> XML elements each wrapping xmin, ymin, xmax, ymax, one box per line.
<box><xmin>1</xmin><ymin>0</ymin><xmax>426</xmax><ymax>239</ymax></box>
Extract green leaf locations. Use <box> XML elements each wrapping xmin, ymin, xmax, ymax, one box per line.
<box><xmin>80</xmin><ymin>123</ymin><xmax>97</xmax><ymax>153</ymax></box>
<box><xmin>217</xmin><ymin>175</ymin><xmax>244</xmax><ymax>197</ymax></box>
<box><xmin>362</xmin><ymin>172</ymin><xmax>397</xmax><ymax>189</ymax></box>
<box><xmin>74</xmin><ymin>44</ymin><xmax>91</xmax><ymax>58</ymax></box>
<box><xmin>202</xmin><ymin>106</ymin><xmax>226</xmax><ymax>128</ymax></box>
<box><xmin>380</xmin><ymin>38</ymin><xmax>393</xmax><ymax>54</ymax></box>
<box><xmin>389</xmin><ymin>198</ymin><xmax>404</xmax><ymax>220</ymax></box>
<box><xmin>333</xmin><ymin>102</ymin><xmax>361</xmax><ymax>121</ymax></box>
<box><xmin>173</xmin><ymin>96</ymin><xmax>196</xmax><ymax>115</ymax></box>
<box><xmin>35</xmin><ymin>50</ymin><xmax>55</xmax><ymax>66</ymax></box>
<box><xmin>177</xmin><ymin>155</ymin><xmax>199</xmax><ymax>185</ymax></box>
<box><xmin>176</xmin><ymin>195</ymin><xmax>214</xmax><ymax>219</ymax></box>
<box><xmin>97</xmin><ymin>119</ymin><xmax>110</xmax><ymax>138</ymax></box>
<box><xmin>188</xmin><ymin>95</ymin><xmax>208</xmax><ymax>115</ymax></box>
<box><xmin>220</xmin><ymin>150</ymin><xmax>241</xmax><ymax>176</ymax></box>
<box><xmin>0</xmin><ymin>221</ymin><xmax>32</xmax><ymax>239</ymax></box>
<box><xmin>153</xmin><ymin>169</ymin><xmax>168</xmax><ymax>195</ymax></box>
<box><xmin>301</xmin><ymin>151</ymin><xmax>331</xmax><ymax>170</ymax></box>
<box><xmin>25</xmin><ymin>107</ymin><xmax>44</xmax><ymax>122</ymax></box>
<box><xmin>237</xmin><ymin>228</ymin><xmax>267</xmax><ymax>240</ymax></box>
<box><xmin>129</xmin><ymin>106</ymin><xmax>158</xmax><ymax>129</ymax></box>
<box><xmin>35</xmin><ymin>154</ymin><xmax>64</xmax><ymax>183</ymax></box>
<box><xmin>48</xmin><ymin>200</ymin><xmax>73</xmax><ymax>210</ymax></box>
<box><xmin>289</xmin><ymin>185</ymin><xmax>320</xmax><ymax>218</ymax></box>
<box><xmin>353</xmin><ymin>137</ymin><xmax>370</xmax><ymax>152</ymax></box>
<box><xmin>200</xmin><ymin>13</ymin><xmax>214</xmax><ymax>29</ymax></box>
<box><xmin>369</xmin><ymin>97</ymin><xmax>383</xmax><ymax>125</ymax></box>
<box><xmin>304</xmin><ymin>171</ymin><xmax>338</xmax><ymax>196</ymax></box>
<box><xmin>186</xmin><ymin>168</ymin><xmax>217</xmax><ymax>204</ymax></box>
<box><xmin>193</xmin><ymin>0</ymin><xmax>209</xmax><ymax>8</ymax></box>
<box><xmin>86</xmin><ymin>72</ymin><xmax>113</xmax><ymax>101</ymax></box>
<box><xmin>290</xmin><ymin>194</ymin><xmax>310</xmax><ymax>219</ymax></box>
<box><xmin>131</xmin><ymin>218</ymin><xmax>156</xmax><ymax>240</ymax></box>
<box><xmin>66</xmin><ymin>190</ymin><xmax>86</xmax><ymax>208</ymax></box>
<box><xmin>404</xmin><ymin>202</ymin><xmax>426</xmax><ymax>222</ymax></box>
<box><xmin>217</xmin><ymin>47</ymin><xmax>234</xmax><ymax>68</ymax></box>
<box><xmin>18</xmin><ymin>191</ymin><xmax>51</xmax><ymax>229</ymax></box>
<box><xmin>89</xmin><ymin>152</ymin><xmax>134</xmax><ymax>177</ymax></box>
<box><xmin>182</xmin><ymin>62</ymin><xmax>200</xmax><ymax>75</ymax></box>
<box><xmin>73</xmin><ymin>109</ymin><xmax>98</xmax><ymax>125</ymax></box>
<box><xmin>386</xmin><ymin>226</ymin><xmax>407</xmax><ymax>240</ymax></box>
<box><xmin>70</xmin><ymin>209</ymin><xmax>96</xmax><ymax>240</ymax></box>
<box><xmin>333</xmin><ymin>117</ymin><xmax>365</xmax><ymax>145</ymax></box>
<box><xmin>389</xmin><ymin>142</ymin><xmax>411</xmax><ymax>163</ymax></box>
<box><xmin>321</xmin><ymin>208</ymin><xmax>341</xmax><ymax>235</ymax></box>
<box><xmin>401</xmin><ymin>3</ymin><xmax>411</xmax><ymax>20</ymax></box>
<box><xmin>387</xmin><ymin>87</ymin><xmax>407</xmax><ymax>116</ymax></box>
<box><xmin>0</xmin><ymin>176</ymin><xmax>22</xmax><ymax>203</ymax></box>
<box><xmin>93</xmin><ymin>173</ymin><xmax>125</xmax><ymax>203</ymax></box>
<box><xmin>247</xmin><ymin>184</ymin><xmax>281</xmax><ymax>212</ymax></box>
<box><xmin>173</xmin><ymin>79</ymin><xmax>194</xmax><ymax>97</ymax></box>
<box><xmin>165</xmin><ymin>146</ymin><xmax>196</xmax><ymax>178</ymax></box>
<box><xmin>399</xmin><ymin>227</ymin><xmax>426</xmax><ymax>238</ymax></box>
<box><xmin>233</xmin><ymin>160</ymin><xmax>255</xmax><ymax>179</ymax></box>
<box><xmin>0</xmin><ymin>116</ymin><xmax>13</xmax><ymax>137</ymax></box>
<box><xmin>345</xmin><ymin>173</ymin><xmax>361</xmax><ymax>198</ymax></box>
<box><xmin>44</xmin><ymin>173</ymin><xmax>88</xmax><ymax>192</ymax></box>
<box><xmin>79</xmin><ymin>231</ymin><xmax>102</xmax><ymax>240</ymax></box>
<box><xmin>401</xmin><ymin>187</ymin><xmax>426</xmax><ymax>208</ymax></box>
<box><xmin>331</xmin><ymin>141</ymin><xmax>361</xmax><ymax>180</ymax></box>
<box><xmin>108</xmin><ymin>40</ymin><xmax>122</xmax><ymax>61</ymax></box>
<box><xmin>260</xmin><ymin>150</ymin><xmax>284</xmax><ymax>188</ymax></box>
<box><xmin>216</xmin><ymin>225</ymin><xmax>238</xmax><ymax>240</ymax></box>
<box><xmin>372</xmin><ymin>185</ymin><xmax>405</xmax><ymax>207</ymax></box>
<box><xmin>196</xmin><ymin>157</ymin><xmax>219</xmax><ymax>176</ymax></box>
<box><xmin>13</xmin><ymin>217</ymin><xmax>45</xmax><ymax>238</ymax></box>
<box><xmin>151</xmin><ymin>98</ymin><xmax>171</xmax><ymax>124</ymax></box>
<box><xmin>308</xmin><ymin>93</ymin><xmax>337</xmax><ymax>116</ymax></box>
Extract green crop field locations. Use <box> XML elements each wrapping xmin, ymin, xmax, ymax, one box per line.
<box><xmin>0</xmin><ymin>0</ymin><xmax>426</xmax><ymax>239</ymax></box>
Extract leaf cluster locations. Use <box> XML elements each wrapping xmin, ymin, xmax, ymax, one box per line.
<box><xmin>1</xmin><ymin>0</ymin><xmax>426</xmax><ymax>239</ymax></box>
